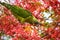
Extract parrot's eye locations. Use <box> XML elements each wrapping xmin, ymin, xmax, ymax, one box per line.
<box><xmin>34</xmin><ymin>22</ymin><xmax>40</xmax><ymax>27</ymax></box>
<box><xmin>58</xmin><ymin>22</ymin><xmax>60</xmax><ymax>26</ymax></box>
<box><xmin>34</xmin><ymin>21</ymin><xmax>39</xmax><ymax>24</ymax></box>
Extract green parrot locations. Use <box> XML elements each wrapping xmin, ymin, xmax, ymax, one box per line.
<box><xmin>0</xmin><ymin>2</ymin><xmax>40</xmax><ymax>25</ymax></box>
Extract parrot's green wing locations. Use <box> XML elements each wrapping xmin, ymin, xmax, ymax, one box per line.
<box><xmin>0</xmin><ymin>2</ymin><xmax>32</xmax><ymax>18</ymax></box>
<box><xmin>0</xmin><ymin>2</ymin><xmax>40</xmax><ymax>25</ymax></box>
<box><xmin>12</xmin><ymin>13</ymin><xmax>25</xmax><ymax>23</ymax></box>
<box><xmin>12</xmin><ymin>5</ymin><xmax>32</xmax><ymax>18</ymax></box>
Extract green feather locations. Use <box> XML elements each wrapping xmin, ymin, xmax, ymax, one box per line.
<box><xmin>0</xmin><ymin>2</ymin><xmax>40</xmax><ymax>25</ymax></box>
